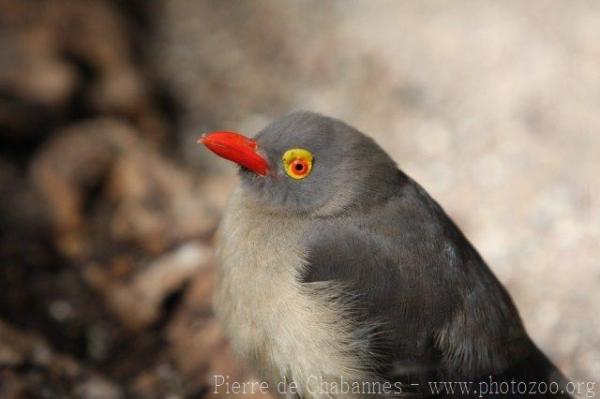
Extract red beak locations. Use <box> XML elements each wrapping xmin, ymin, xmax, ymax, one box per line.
<box><xmin>198</xmin><ymin>131</ymin><xmax>270</xmax><ymax>176</ymax></box>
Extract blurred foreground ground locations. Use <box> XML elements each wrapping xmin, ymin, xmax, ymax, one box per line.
<box><xmin>0</xmin><ymin>1</ymin><xmax>598</xmax><ymax>397</ymax></box>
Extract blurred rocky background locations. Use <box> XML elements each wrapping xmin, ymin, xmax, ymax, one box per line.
<box><xmin>0</xmin><ymin>0</ymin><xmax>598</xmax><ymax>397</ymax></box>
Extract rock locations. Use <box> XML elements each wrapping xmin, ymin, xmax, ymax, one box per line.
<box><xmin>0</xmin><ymin>158</ymin><xmax>52</xmax><ymax>263</ymax></box>
<box><xmin>0</xmin><ymin>0</ymin><xmax>168</xmax><ymax>145</ymax></box>
<box><xmin>96</xmin><ymin>242</ymin><xmax>213</xmax><ymax>330</ymax></box>
<box><xmin>30</xmin><ymin>118</ymin><xmax>219</xmax><ymax>260</ymax></box>
<box><xmin>29</xmin><ymin>118</ymin><xmax>139</xmax><ymax>259</ymax></box>
<box><xmin>0</xmin><ymin>320</ymin><xmax>123</xmax><ymax>399</ymax></box>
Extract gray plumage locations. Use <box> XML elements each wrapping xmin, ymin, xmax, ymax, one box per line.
<box><xmin>210</xmin><ymin>111</ymin><xmax>570</xmax><ymax>398</ymax></box>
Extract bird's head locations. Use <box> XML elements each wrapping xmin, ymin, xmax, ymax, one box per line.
<box><xmin>199</xmin><ymin>111</ymin><xmax>401</xmax><ymax>216</ymax></box>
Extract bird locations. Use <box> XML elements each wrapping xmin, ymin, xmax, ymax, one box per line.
<box><xmin>199</xmin><ymin>111</ymin><xmax>571</xmax><ymax>398</ymax></box>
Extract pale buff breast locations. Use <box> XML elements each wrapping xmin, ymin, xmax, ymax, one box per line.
<box><xmin>213</xmin><ymin>187</ymin><xmax>374</xmax><ymax>398</ymax></box>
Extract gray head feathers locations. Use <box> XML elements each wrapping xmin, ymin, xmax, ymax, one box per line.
<box><xmin>241</xmin><ymin>111</ymin><xmax>403</xmax><ymax>216</ymax></box>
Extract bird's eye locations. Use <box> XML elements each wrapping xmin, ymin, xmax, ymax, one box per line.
<box><xmin>282</xmin><ymin>148</ymin><xmax>313</xmax><ymax>180</ymax></box>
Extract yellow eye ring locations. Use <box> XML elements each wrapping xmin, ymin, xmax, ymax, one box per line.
<box><xmin>282</xmin><ymin>148</ymin><xmax>313</xmax><ymax>179</ymax></box>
